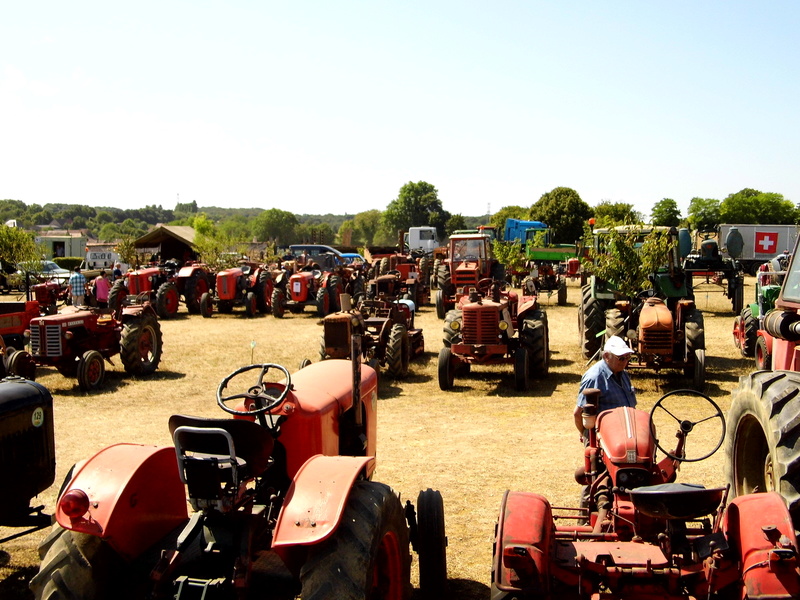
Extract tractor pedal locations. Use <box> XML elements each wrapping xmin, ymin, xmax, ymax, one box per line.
<box><xmin>173</xmin><ymin>576</ymin><xmax>229</xmax><ymax>599</ymax></box>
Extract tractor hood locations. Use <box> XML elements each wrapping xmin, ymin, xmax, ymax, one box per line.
<box><xmin>597</xmin><ymin>407</ymin><xmax>655</xmax><ymax>465</ymax></box>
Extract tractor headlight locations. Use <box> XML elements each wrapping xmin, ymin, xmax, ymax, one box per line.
<box><xmin>498</xmin><ymin>320</ymin><xmax>508</xmax><ymax>331</ymax></box>
<box><xmin>449</xmin><ymin>320</ymin><xmax>460</xmax><ymax>331</ymax></box>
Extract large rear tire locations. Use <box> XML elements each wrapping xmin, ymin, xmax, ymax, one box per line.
<box><xmin>299</xmin><ymin>481</ymin><xmax>411</xmax><ymax>600</ymax></box>
<box><xmin>120</xmin><ymin>313</ymin><xmax>162</xmax><ymax>375</ymax></box>
<box><xmin>155</xmin><ymin>281</ymin><xmax>179</xmax><ymax>319</ymax></box>
<box><xmin>184</xmin><ymin>271</ymin><xmax>210</xmax><ymax>314</ymax></box>
<box><xmin>271</xmin><ymin>287</ymin><xmax>286</xmax><ymax>318</ymax></box>
<box><xmin>725</xmin><ymin>371</ymin><xmax>800</xmax><ymax>529</ymax></box>
<box><xmin>386</xmin><ymin>323</ymin><xmax>410</xmax><ymax>379</ymax></box>
<box><xmin>580</xmin><ymin>284</ymin><xmax>606</xmax><ymax>360</ymax></box>
<box><xmin>107</xmin><ymin>280</ymin><xmax>127</xmax><ymax>315</ymax></box>
<box><xmin>521</xmin><ymin>311</ymin><xmax>548</xmax><ymax>378</ymax></box>
<box><xmin>256</xmin><ymin>270</ymin><xmax>272</xmax><ymax>313</ymax></box>
<box><xmin>604</xmin><ymin>308</ymin><xmax>626</xmax><ymax>340</ymax></box>
<box><xmin>416</xmin><ymin>489</ymin><xmax>448</xmax><ymax>599</ymax></box>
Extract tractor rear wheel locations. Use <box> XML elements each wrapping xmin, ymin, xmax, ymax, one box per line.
<box><xmin>120</xmin><ymin>313</ymin><xmax>162</xmax><ymax>375</ymax></box>
<box><xmin>514</xmin><ymin>346</ymin><xmax>530</xmax><ymax>391</ymax></box>
<box><xmin>316</xmin><ymin>286</ymin><xmax>331</xmax><ymax>317</ymax></box>
<box><xmin>271</xmin><ymin>287</ymin><xmax>286</xmax><ymax>318</ymax></box>
<box><xmin>437</xmin><ymin>347</ymin><xmax>455</xmax><ymax>390</ymax></box>
<box><xmin>605</xmin><ymin>308</ymin><xmax>625</xmax><ymax>340</ymax></box>
<box><xmin>557</xmin><ymin>278</ymin><xmax>567</xmax><ymax>306</ymax></box>
<box><xmin>256</xmin><ymin>270</ymin><xmax>272</xmax><ymax>313</ymax></box>
<box><xmin>386</xmin><ymin>323</ymin><xmax>410</xmax><ymax>379</ymax></box>
<box><xmin>436</xmin><ymin>266</ymin><xmax>450</xmax><ymax>292</ymax></box>
<box><xmin>521</xmin><ymin>311</ymin><xmax>549</xmax><ymax>378</ymax></box>
<box><xmin>184</xmin><ymin>271</ymin><xmax>210</xmax><ymax>314</ymax></box>
<box><xmin>199</xmin><ymin>292</ymin><xmax>213</xmax><ymax>318</ymax></box>
<box><xmin>419</xmin><ymin>257</ymin><xmax>431</xmax><ymax>287</ymax></box>
<box><xmin>244</xmin><ymin>291</ymin><xmax>257</xmax><ymax>317</ymax></box>
<box><xmin>435</xmin><ymin>290</ymin><xmax>445</xmax><ymax>320</ymax></box>
<box><xmin>300</xmin><ymin>481</ymin><xmax>411</xmax><ymax>600</ymax></box>
<box><xmin>725</xmin><ymin>371</ymin><xmax>800</xmax><ymax>530</ymax></box>
<box><xmin>737</xmin><ymin>306</ymin><xmax>757</xmax><ymax>358</ymax></box>
<box><xmin>416</xmin><ymin>489</ymin><xmax>448</xmax><ymax>599</ymax></box>
<box><xmin>328</xmin><ymin>276</ymin><xmax>342</xmax><ymax>312</ymax></box>
<box><xmin>692</xmin><ymin>348</ymin><xmax>706</xmax><ymax>390</ymax></box>
<box><xmin>77</xmin><ymin>350</ymin><xmax>105</xmax><ymax>392</ymax></box>
<box><xmin>379</xmin><ymin>257</ymin><xmax>390</xmax><ymax>276</ymax></box>
<box><xmin>31</xmin><ymin>525</ymin><xmax>131</xmax><ymax>600</ymax></box>
<box><xmin>755</xmin><ymin>335</ymin><xmax>772</xmax><ymax>370</ymax></box>
<box><xmin>580</xmin><ymin>284</ymin><xmax>606</xmax><ymax>360</ymax></box>
<box><xmin>442</xmin><ymin>310</ymin><xmax>461</xmax><ymax>347</ymax></box>
<box><xmin>107</xmin><ymin>280</ymin><xmax>127</xmax><ymax>314</ymax></box>
<box><xmin>155</xmin><ymin>282</ymin><xmax>179</xmax><ymax>319</ymax></box>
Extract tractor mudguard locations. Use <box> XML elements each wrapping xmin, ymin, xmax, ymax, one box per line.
<box><xmin>724</xmin><ymin>492</ymin><xmax>800</xmax><ymax>598</ymax></box>
<box><xmin>272</xmin><ymin>454</ymin><xmax>375</xmax><ymax>547</ymax></box>
<box><xmin>491</xmin><ymin>491</ymin><xmax>552</xmax><ymax>596</ymax></box>
<box><xmin>56</xmin><ymin>443</ymin><xmax>188</xmax><ymax>561</ymax></box>
<box><xmin>516</xmin><ymin>296</ymin><xmax>538</xmax><ymax>319</ymax></box>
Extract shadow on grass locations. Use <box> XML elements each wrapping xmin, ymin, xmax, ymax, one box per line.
<box><xmin>43</xmin><ymin>368</ymin><xmax>186</xmax><ymax>397</ymax></box>
<box><xmin>0</xmin><ymin>564</ymin><xmax>36</xmax><ymax>600</ymax></box>
<box><xmin>411</xmin><ymin>578</ymin><xmax>490</xmax><ymax>600</ymax></box>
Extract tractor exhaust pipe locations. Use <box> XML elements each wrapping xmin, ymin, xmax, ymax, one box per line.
<box><xmin>340</xmin><ymin>293</ymin><xmax>352</xmax><ymax>312</ymax></box>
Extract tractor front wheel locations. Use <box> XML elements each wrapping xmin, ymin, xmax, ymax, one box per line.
<box><xmin>8</xmin><ymin>349</ymin><xmax>36</xmax><ymax>380</ymax></box>
<box><xmin>521</xmin><ymin>310</ymin><xmax>549</xmax><ymax>378</ymax></box>
<box><xmin>755</xmin><ymin>335</ymin><xmax>772</xmax><ymax>370</ymax></box>
<box><xmin>184</xmin><ymin>271</ymin><xmax>210</xmax><ymax>314</ymax></box>
<box><xmin>557</xmin><ymin>278</ymin><xmax>567</xmax><ymax>306</ymax></box>
<box><xmin>437</xmin><ymin>347</ymin><xmax>455</xmax><ymax>390</ymax></box>
<box><xmin>737</xmin><ymin>306</ymin><xmax>757</xmax><ymax>358</ymax></box>
<box><xmin>256</xmin><ymin>270</ymin><xmax>273</xmax><ymax>313</ymax></box>
<box><xmin>300</xmin><ymin>481</ymin><xmax>411</xmax><ymax>600</ymax></box>
<box><xmin>435</xmin><ymin>290</ymin><xmax>445</xmax><ymax>320</ymax></box>
<box><xmin>199</xmin><ymin>292</ymin><xmax>213</xmax><ymax>318</ymax></box>
<box><xmin>271</xmin><ymin>287</ymin><xmax>286</xmax><ymax>318</ymax></box>
<box><xmin>77</xmin><ymin>350</ymin><xmax>105</xmax><ymax>392</ymax></box>
<box><xmin>725</xmin><ymin>371</ymin><xmax>800</xmax><ymax>530</ymax></box>
<box><xmin>120</xmin><ymin>313</ymin><xmax>162</xmax><ymax>375</ymax></box>
<box><xmin>155</xmin><ymin>282</ymin><xmax>179</xmax><ymax>319</ymax></box>
<box><xmin>386</xmin><ymin>323</ymin><xmax>410</xmax><ymax>379</ymax></box>
<box><xmin>244</xmin><ymin>291</ymin><xmax>257</xmax><ymax>318</ymax></box>
<box><xmin>442</xmin><ymin>310</ymin><xmax>462</xmax><ymax>347</ymax></box>
<box><xmin>316</xmin><ymin>286</ymin><xmax>331</xmax><ymax>317</ymax></box>
<box><xmin>415</xmin><ymin>489</ymin><xmax>448</xmax><ymax>598</ymax></box>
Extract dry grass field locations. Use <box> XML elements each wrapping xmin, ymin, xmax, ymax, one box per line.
<box><xmin>0</xmin><ymin>278</ymin><xmax>754</xmax><ymax>598</ymax></box>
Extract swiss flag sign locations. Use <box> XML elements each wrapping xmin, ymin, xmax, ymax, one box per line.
<box><xmin>755</xmin><ymin>231</ymin><xmax>779</xmax><ymax>254</ymax></box>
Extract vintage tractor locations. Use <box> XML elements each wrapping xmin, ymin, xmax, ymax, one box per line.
<box><xmin>271</xmin><ymin>257</ymin><xmax>342</xmax><ymax>318</ymax></box>
<box><xmin>199</xmin><ymin>262</ymin><xmax>272</xmax><ymax>318</ymax></box>
<box><xmin>31</xmin><ymin>352</ymin><xmax>448</xmax><ymax>599</ymax></box>
<box><xmin>124</xmin><ymin>260</ymin><xmax>214</xmax><ymax>318</ymax></box>
<box><xmin>682</xmin><ymin>228</ymin><xmax>745</xmax><ymax>315</ymax></box>
<box><xmin>366</xmin><ymin>263</ymin><xmax>430</xmax><ymax>308</ymax></box>
<box><xmin>319</xmin><ymin>294</ymin><xmax>424</xmax><ymax>379</ymax></box>
<box><xmin>434</xmin><ymin>233</ymin><xmax>505</xmax><ymax>319</ymax></box>
<box><xmin>732</xmin><ymin>254</ymin><xmax>788</xmax><ymax>364</ymax></box>
<box><xmin>491</xmin><ymin>387</ymin><xmax>800</xmax><ymax>599</ymax></box>
<box><xmin>26</xmin><ymin>300</ymin><xmax>162</xmax><ymax>392</ymax></box>
<box><xmin>438</xmin><ymin>278</ymin><xmax>548</xmax><ymax>391</ymax></box>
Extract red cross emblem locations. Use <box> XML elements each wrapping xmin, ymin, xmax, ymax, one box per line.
<box><xmin>755</xmin><ymin>231</ymin><xmax>779</xmax><ymax>254</ymax></box>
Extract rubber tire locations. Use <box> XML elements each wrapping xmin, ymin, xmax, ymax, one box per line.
<box><xmin>725</xmin><ymin>371</ymin><xmax>800</xmax><ymax>529</ymax></box>
<box><xmin>557</xmin><ymin>279</ymin><xmax>567</xmax><ymax>306</ymax></box>
<box><xmin>256</xmin><ymin>270</ymin><xmax>272</xmax><ymax>313</ymax></box>
<box><xmin>732</xmin><ymin>278</ymin><xmax>744</xmax><ymax>314</ymax></box>
<box><xmin>107</xmin><ymin>280</ymin><xmax>127</xmax><ymax>314</ymax></box>
<box><xmin>684</xmin><ymin>309</ymin><xmax>705</xmax><ymax>383</ymax></box>
<box><xmin>692</xmin><ymin>348</ymin><xmax>706</xmax><ymax>391</ymax></box>
<box><xmin>416</xmin><ymin>489</ymin><xmax>448</xmax><ymax>599</ymax></box>
<box><xmin>436</xmin><ymin>266</ymin><xmax>450</xmax><ymax>292</ymax></box>
<box><xmin>328</xmin><ymin>276</ymin><xmax>342</xmax><ymax>312</ymax></box>
<box><xmin>514</xmin><ymin>346</ymin><xmax>530</xmax><ymax>391</ymax></box>
<box><xmin>739</xmin><ymin>306</ymin><xmax>757</xmax><ymax>358</ymax></box>
<box><xmin>419</xmin><ymin>257</ymin><xmax>431</xmax><ymax>287</ymax></box>
<box><xmin>30</xmin><ymin>525</ymin><xmax>128</xmax><ymax>600</ymax></box>
<box><xmin>316</xmin><ymin>286</ymin><xmax>331</xmax><ymax>317</ymax></box>
<box><xmin>442</xmin><ymin>310</ymin><xmax>462</xmax><ymax>347</ymax></box>
<box><xmin>755</xmin><ymin>335</ymin><xmax>771</xmax><ymax>371</ymax></box>
<box><xmin>580</xmin><ymin>284</ymin><xmax>606</xmax><ymax>360</ymax></box>
<box><xmin>386</xmin><ymin>323</ymin><xmax>410</xmax><ymax>379</ymax></box>
<box><xmin>299</xmin><ymin>480</ymin><xmax>411</xmax><ymax>600</ymax></box>
<box><xmin>77</xmin><ymin>350</ymin><xmax>105</xmax><ymax>392</ymax></box>
<box><xmin>155</xmin><ymin>281</ymin><xmax>179</xmax><ymax>319</ymax></box>
<box><xmin>521</xmin><ymin>311</ymin><xmax>549</xmax><ymax>378</ymax></box>
<box><xmin>120</xmin><ymin>313</ymin><xmax>162</xmax><ymax>375</ymax></box>
<box><xmin>199</xmin><ymin>291</ymin><xmax>213</xmax><ymax>318</ymax></box>
<box><xmin>430</xmin><ymin>259</ymin><xmax>441</xmax><ymax>290</ymax></box>
<box><xmin>435</xmin><ymin>290</ymin><xmax>446</xmax><ymax>320</ymax></box>
<box><xmin>8</xmin><ymin>349</ymin><xmax>36</xmax><ymax>381</ymax></box>
<box><xmin>244</xmin><ymin>291</ymin><xmax>257</xmax><ymax>318</ymax></box>
<box><xmin>605</xmin><ymin>308</ymin><xmax>625</xmax><ymax>340</ymax></box>
<box><xmin>184</xmin><ymin>271</ymin><xmax>210</xmax><ymax>314</ymax></box>
<box><xmin>271</xmin><ymin>287</ymin><xmax>286</xmax><ymax>318</ymax></box>
<box><xmin>438</xmin><ymin>347</ymin><xmax>455</xmax><ymax>391</ymax></box>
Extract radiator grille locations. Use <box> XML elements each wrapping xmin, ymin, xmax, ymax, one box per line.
<box><xmin>30</xmin><ymin>324</ymin><xmax>63</xmax><ymax>357</ymax></box>
<box><xmin>640</xmin><ymin>329</ymin><xmax>672</xmax><ymax>354</ymax></box>
<box><xmin>462</xmin><ymin>308</ymin><xmax>499</xmax><ymax>345</ymax></box>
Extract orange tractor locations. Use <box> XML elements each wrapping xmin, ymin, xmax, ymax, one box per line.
<box><xmin>31</xmin><ymin>349</ymin><xmax>448</xmax><ymax>599</ymax></box>
<box><xmin>122</xmin><ymin>260</ymin><xmax>213</xmax><ymax>318</ymax></box>
<box><xmin>199</xmin><ymin>262</ymin><xmax>273</xmax><ymax>318</ymax></box>
<box><xmin>492</xmin><ymin>388</ymin><xmax>800</xmax><ymax>599</ymax></box>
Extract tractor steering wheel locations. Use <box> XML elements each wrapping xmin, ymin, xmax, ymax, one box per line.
<box><xmin>476</xmin><ymin>278</ymin><xmax>494</xmax><ymax>295</ymax></box>
<box><xmin>216</xmin><ymin>363</ymin><xmax>292</xmax><ymax>416</ymax></box>
<box><xmin>649</xmin><ymin>389</ymin><xmax>725</xmax><ymax>463</ymax></box>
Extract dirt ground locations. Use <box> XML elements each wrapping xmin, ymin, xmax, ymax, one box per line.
<box><xmin>0</xmin><ymin>278</ymin><xmax>752</xmax><ymax>598</ymax></box>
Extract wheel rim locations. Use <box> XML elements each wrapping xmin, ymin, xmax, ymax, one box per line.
<box><xmin>166</xmin><ymin>288</ymin><xmax>179</xmax><ymax>313</ymax></box>
<box><xmin>87</xmin><ymin>357</ymin><xmax>103</xmax><ymax>386</ymax></box>
<box><xmin>139</xmin><ymin>326</ymin><xmax>156</xmax><ymax>361</ymax></box>
<box><xmin>371</xmin><ymin>530</ymin><xmax>404</xmax><ymax>599</ymax></box>
<box><xmin>734</xmin><ymin>414</ymin><xmax>770</xmax><ymax>495</ymax></box>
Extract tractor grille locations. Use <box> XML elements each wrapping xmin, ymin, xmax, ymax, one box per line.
<box><xmin>462</xmin><ymin>307</ymin><xmax>499</xmax><ymax>345</ymax></box>
<box><xmin>453</xmin><ymin>270</ymin><xmax>478</xmax><ymax>289</ymax></box>
<box><xmin>639</xmin><ymin>329</ymin><xmax>673</xmax><ymax>355</ymax></box>
<box><xmin>323</xmin><ymin>315</ymin><xmax>353</xmax><ymax>359</ymax></box>
<box><xmin>30</xmin><ymin>324</ymin><xmax>63</xmax><ymax>357</ymax></box>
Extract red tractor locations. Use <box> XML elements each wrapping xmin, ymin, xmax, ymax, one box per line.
<box><xmin>271</xmin><ymin>260</ymin><xmax>342</xmax><ymax>318</ymax></box>
<box><xmin>30</xmin><ymin>353</ymin><xmax>448</xmax><ymax>599</ymax></box>
<box><xmin>434</xmin><ymin>233</ymin><xmax>505</xmax><ymax>319</ymax></box>
<box><xmin>366</xmin><ymin>261</ymin><xmax>430</xmax><ymax>308</ymax></box>
<box><xmin>491</xmin><ymin>388</ymin><xmax>800</xmax><ymax>599</ymax></box>
<box><xmin>438</xmin><ymin>278</ymin><xmax>548</xmax><ymax>391</ymax></box>
<box><xmin>26</xmin><ymin>301</ymin><xmax>162</xmax><ymax>392</ymax></box>
<box><xmin>199</xmin><ymin>262</ymin><xmax>272</xmax><ymax>318</ymax></box>
<box><xmin>124</xmin><ymin>260</ymin><xmax>214</xmax><ymax>318</ymax></box>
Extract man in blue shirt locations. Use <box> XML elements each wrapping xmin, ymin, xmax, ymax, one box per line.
<box><xmin>573</xmin><ymin>335</ymin><xmax>636</xmax><ymax>433</ymax></box>
<box><xmin>67</xmin><ymin>266</ymin><xmax>87</xmax><ymax>307</ymax></box>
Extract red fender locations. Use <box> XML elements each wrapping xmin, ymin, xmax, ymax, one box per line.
<box><xmin>272</xmin><ymin>455</ymin><xmax>375</xmax><ymax>547</ymax></box>
<box><xmin>724</xmin><ymin>492</ymin><xmax>800</xmax><ymax>599</ymax></box>
<box><xmin>492</xmin><ymin>491</ymin><xmax>552</xmax><ymax>596</ymax></box>
<box><xmin>56</xmin><ymin>444</ymin><xmax>188</xmax><ymax>561</ymax></box>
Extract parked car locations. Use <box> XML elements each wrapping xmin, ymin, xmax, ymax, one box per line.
<box><xmin>15</xmin><ymin>261</ymin><xmax>71</xmax><ymax>290</ymax></box>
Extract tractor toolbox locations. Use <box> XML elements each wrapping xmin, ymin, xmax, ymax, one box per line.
<box><xmin>0</xmin><ymin>377</ymin><xmax>55</xmax><ymax>522</ymax></box>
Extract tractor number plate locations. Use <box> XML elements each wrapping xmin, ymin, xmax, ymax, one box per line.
<box><xmin>293</xmin><ymin>282</ymin><xmax>302</xmax><ymax>293</ymax></box>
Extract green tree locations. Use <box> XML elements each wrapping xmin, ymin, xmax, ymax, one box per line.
<box><xmin>489</xmin><ymin>205</ymin><xmax>527</xmax><ymax>239</ymax></box>
<box><xmin>353</xmin><ymin>210</ymin><xmax>382</xmax><ymax>246</ymax></box>
<box><xmin>650</xmin><ymin>198</ymin><xmax>682</xmax><ymax>227</ymax></box>
<box><xmin>382</xmin><ymin>181</ymin><xmax>450</xmax><ymax>239</ymax></box>
<box><xmin>217</xmin><ymin>215</ymin><xmax>251</xmax><ymax>241</ymax></box>
<box><xmin>445</xmin><ymin>214</ymin><xmax>467</xmax><ymax>235</ymax></box>
<box><xmin>530</xmin><ymin>187</ymin><xmax>593</xmax><ymax>244</ymax></box>
<box><xmin>0</xmin><ymin>225</ymin><xmax>41</xmax><ymax>265</ymax></box>
<box><xmin>192</xmin><ymin>232</ymin><xmax>249</xmax><ymax>271</ymax></box>
<box><xmin>115</xmin><ymin>235</ymin><xmax>137</xmax><ymax>267</ymax></box>
<box><xmin>338</xmin><ymin>220</ymin><xmax>355</xmax><ymax>246</ymax></box>
<box><xmin>251</xmin><ymin>209</ymin><xmax>298</xmax><ymax>245</ymax></box>
<box><xmin>687</xmin><ymin>197</ymin><xmax>721</xmax><ymax>231</ymax></box>
<box><xmin>719</xmin><ymin>188</ymin><xmax>797</xmax><ymax>224</ymax></box>
<box><xmin>592</xmin><ymin>201</ymin><xmax>641</xmax><ymax>227</ymax></box>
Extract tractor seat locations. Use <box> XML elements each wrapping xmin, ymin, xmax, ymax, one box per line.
<box><xmin>168</xmin><ymin>415</ymin><xmax>274</xmax><ymax>484</ymax></box>
<box><xmin>629</xmin><ymin>483</ymin><xmax>726</xmax><ymax>520</ymax></box>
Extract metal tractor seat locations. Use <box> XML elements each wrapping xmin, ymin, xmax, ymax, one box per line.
<box><xmin>629</xmin><ymin>483</ymin><xmax>726</xmax><ymax>520</ymax></box>
<box><xmin>169</xmin><ymin>415</ymin><xmax>274</xmax><ymax>511</ymax></box>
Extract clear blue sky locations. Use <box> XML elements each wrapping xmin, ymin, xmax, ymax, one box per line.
<box><xmin>2</xmin><ymin>2</ymin><xmax>798</xmax><ymax>220</ymax></box>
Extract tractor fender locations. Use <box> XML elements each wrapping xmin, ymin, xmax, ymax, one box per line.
<box><xmin>724</xmin><ymin>492</ymin><xmax>800</xmax><ymax>598</ymax></box>
<box><xmin>491</xmin><ymin>490</ymin><xmax>552</xmax><ymax>596</ymax></box>
<box><xmin>55</xmin><ymin>443</ymin><xmax>188</xmax><ymax>562</ymax></box>
<box><xmin>272</xmin><ymin>454</ymin><xmax>375</xmax><ymax>548</ymax></box>
<box><xmin>516</xmin><ymin>297</ymin><xmax>539</xmax><ymax>320</ymax></box>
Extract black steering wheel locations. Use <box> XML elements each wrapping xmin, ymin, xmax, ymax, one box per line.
<box><xmin>476</xmin><ymin>278</ymin><xmax>494</xmax><ymax>294</ymax></box>
<box><xmin>649</xmin><ymin>389</ymin><xmax>725</xmax><ymax>462</ymax></box>
<box><xmin>216</xmin><ymin>363</ymin><xmax>292</xmax><ymax>416</ymax></box>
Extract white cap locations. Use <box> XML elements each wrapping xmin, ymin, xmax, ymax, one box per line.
<box><xmin>604</xmin><ymin>335</ymin><xmax>633</xmax><ymax>356</ymax></box>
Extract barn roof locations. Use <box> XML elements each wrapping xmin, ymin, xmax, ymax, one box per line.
<box><xmin>134</xmin><ymin>226</ymin><xmax>196</xmax><ymax>248</ymax></box>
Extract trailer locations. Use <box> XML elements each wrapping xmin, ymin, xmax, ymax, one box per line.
<box><xmin>719</xmin><ymin>223</ymin><xmax>799</xmax><ymax>275</ymax></box>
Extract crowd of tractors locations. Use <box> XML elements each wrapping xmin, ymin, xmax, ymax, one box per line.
<box><xmin>3</xmin><ymin>222</ymin><xmax>800</xmax><ymax>600</ymax></box>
